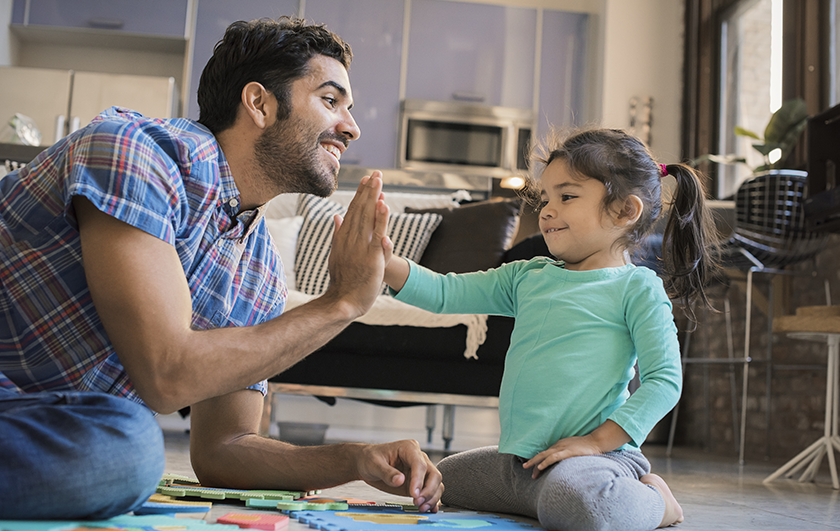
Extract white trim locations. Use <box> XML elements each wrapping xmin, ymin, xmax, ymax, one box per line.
<box><xmin>399</xmin><ymin>0</ymin><xmax>411</xmax><ymax>102</ymax></box>
<box><xmin>180</xmin><ymin>0</ymin><xmax>198</xmax><ymax>117</ymax></box>
<box><xmin>532</xmin><ymin>7</ymin><xmax>542</xmax><ymax>130</ymax></box>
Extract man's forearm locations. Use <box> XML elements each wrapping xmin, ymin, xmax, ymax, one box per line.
<box><xmin>148</xmin><ymin>294</ymin><xmax>359</xmax><ymax>412</ymax></box>
<box><xmin>75</xmin><ymin>175</ymin><xmax>390</xmax><ymax>414</ymax></box>
<box><xmin>192</xmin><ymin>433</ymin><xmax>366</xmax><ymax>491</ymax></box>
<box><xmin>189</xmin><ymin>390</ymin><xmax>442</xmax><ymax>511</ymax></box>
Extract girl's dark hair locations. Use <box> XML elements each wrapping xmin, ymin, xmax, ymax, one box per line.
<box><xmin>197</xmin><ymin>16</ymin><xmax>352</xmax><ymax>134</ymax></box>
<box><xmin>527</xmin><ymin>128</ymin><xmax>720</xmax><ymax>319</ymax></box>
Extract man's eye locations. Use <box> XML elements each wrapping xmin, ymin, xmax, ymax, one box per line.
<box><xmin>323</xmin><ymin>97</ymin><xmax>337</xmax><ymax>107</ymax></box>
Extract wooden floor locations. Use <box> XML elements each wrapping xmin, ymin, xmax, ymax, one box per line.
<box><xmin>161</xmin><ymin>427</ymin><xmax>840</xmax><ymax>530</ymax></box>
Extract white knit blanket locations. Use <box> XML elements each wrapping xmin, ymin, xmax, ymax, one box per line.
<box><xmin>285</xmin><ymin>289</ymin><xmax>488</xmax><ymax>359</ymax></box>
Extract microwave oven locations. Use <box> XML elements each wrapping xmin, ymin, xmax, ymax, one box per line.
<box><xmin>398</xmin><ymin>99</ymin><xmax>534</xmax><ymax>177</ymax></box>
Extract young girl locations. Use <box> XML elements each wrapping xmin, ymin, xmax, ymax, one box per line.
<box><xmin>383</xmin><ymin>128</ymin><xmax>719</xmax><ymax>530</ymax></box>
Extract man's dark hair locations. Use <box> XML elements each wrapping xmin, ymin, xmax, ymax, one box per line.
<box><xmin>197</xmin><ymin>16</ymin><xmax>352</xmax><ymax>134</ymax></box>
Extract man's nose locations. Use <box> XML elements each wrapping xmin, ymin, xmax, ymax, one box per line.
<box><xmin>339</xmin><ymin>109</ymin><xmax>361</xmax><ymax>141</ymax></box>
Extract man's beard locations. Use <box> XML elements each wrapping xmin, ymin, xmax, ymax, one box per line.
<box><xmin>254</xmin><ymin>115</ymin><xmax>344</xmax><ymax>198</ymax></box>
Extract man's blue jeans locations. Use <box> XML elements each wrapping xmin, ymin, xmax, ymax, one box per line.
<box><xmin>0</xmin><ymin>388</ymin><xmax>165</xmax><ymax>519</ymax></box>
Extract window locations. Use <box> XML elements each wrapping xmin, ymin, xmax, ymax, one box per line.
<box><xmin>832</xmin><ymin>0</ymin><xmax>840</xmax><ymax>107</ymax></box>
<box><xmin>717</xmin><ymin>0</ymin><xmax>783</xmax><ymax>199</ymax></box>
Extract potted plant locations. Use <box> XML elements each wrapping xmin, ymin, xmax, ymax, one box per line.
<box><xmin>695</xmin><ymin>98</ymin><xmax>809</xmax><ymax>173</ymax></box>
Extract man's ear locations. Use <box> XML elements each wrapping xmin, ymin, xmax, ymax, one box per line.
<box><xmin>240</xmin><ymin>82</ymin><xmax>275</xmax><ymax>130</ymax></box>
<box><xmin>617</xmin><ymin>195</ymin><xmax>644</xmax><ymax>226</ymax></box>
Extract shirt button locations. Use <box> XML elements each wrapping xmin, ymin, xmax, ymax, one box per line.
<box><xmin>229</xmin><ymin>198</ymin><xmax>239</xmax><ymax>209</ymax></box>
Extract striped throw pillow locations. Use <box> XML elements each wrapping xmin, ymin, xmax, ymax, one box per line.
<box><xmin>294</xmin><ymin>195</ymin><xmax>443</xmax><ymax>295</ymax></box>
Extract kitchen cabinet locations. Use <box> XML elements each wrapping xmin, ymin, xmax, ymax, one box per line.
<box><xmin>405</xmin><ymin>0</ymin><xmax>536</xmax><ymax>109</ymax></box>
<box><xmin>537</xmin><ymin>9</ymin><xmax>590</xmax><ymax>139</ymax></box>
<box><xmin>0</xmin><ymin>66</ymin><xmax>178</xmax><ymax>146</ymax></box>
<box><xmin>305</xmin><ymin>0</ymin><xmax>405</xmax><ymax>169</ymax></box>
<box><xmin>0</xmin><ymin>67</ymin><xmax>70</xmax><ymax>146</ymax></box>
<box><xmin>11</xmin><ymin>0</ymin><xmax>189</xmax><ymax>38</ymax></box>
<box><xmin>186</xmin><ymin>0</ymin><xmax>299</xmax><ymax>120</ymax></box>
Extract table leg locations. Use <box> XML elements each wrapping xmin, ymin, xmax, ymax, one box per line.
<box><xmin>764</xmin><ymin>335</ymin><xmax>840</xmax><ymax>489</ymax></box>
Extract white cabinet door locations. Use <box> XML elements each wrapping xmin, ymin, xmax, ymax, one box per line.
<box><xmin>537</xmin><ymin>10</ymin><xmax>590</xmax><ymax>138</ymax></box>
<box><xmin>305</xmin><ymin>0</ymin><xmax>405</xmax><ymax>169</ymax></box>
<box><xmin>406</xmin><ymin>0</ymin><xmax>536</xmax><ymax>109</ymax></box>
<box><xmin>0</xmin><ymin>66</ymin><xmax>72</xmax><ymax>146</ymax></box>
<box><xmin>71</xmin><ymin>72</ymin><xmax>178</xmax><ymax>128</ymax></box>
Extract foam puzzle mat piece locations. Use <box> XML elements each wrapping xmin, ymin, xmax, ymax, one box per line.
<box><xmin>133</xmin><ymin>502</ymin><xmax>211</xmax><ymax>515</ymax></box>
<box><xmin>157</xmin><ymin>485</ymin><xmax>315</xmax><ymax>503</ymax></box>
<box><xmin>134</xmin><ymin>493</ymin><xmax>213</xmax><ymax>516</ymax></box>
<box><xmin>160</xmin><ymin>473</ymin><xmax>202</xmax><ymax>486</ymax></box>
<box><xmin>216</xmin><ymin>513</ymin><xmax>289</xmax><ymax>530</ymax></box>
<box><xmin>276</xmin><ymin>501</ymin><xmax>349</xmax><ymax>512</ymax></box>
<box><xmin>288</xmin><ymin>509</ymin><xmax>540</xmax><ymax>531</ymax></box>
<box><xmin>245</xmin><ymin>499</ymin><xmax>283</xmax><ymax>510</ymax></box>
<box><xmin>0</xmin><ymin>513</ymin><xmax>241</xmax><ymax>531</ymax></box>
<box><xmin>156</xmin><ymin>474</ymin><xmax>318</xmax><ymax>504</ymax></box>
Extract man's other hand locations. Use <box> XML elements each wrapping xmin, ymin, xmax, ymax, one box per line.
<box><xmin>355</xmin><ymin>439</ymin><xmax>443</xmax><ymax>513</ymax></box>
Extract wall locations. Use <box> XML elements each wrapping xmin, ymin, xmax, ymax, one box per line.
<box><xmin>599</xmin><ymin>0</ymin><xmax>684</xmax><ymax>163</ymax></box>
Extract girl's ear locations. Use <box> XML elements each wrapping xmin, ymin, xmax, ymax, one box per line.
<box><xmin>617</xmin><ymin>195</ymin><xmax>644</xmax><ymax>226</ymax></box>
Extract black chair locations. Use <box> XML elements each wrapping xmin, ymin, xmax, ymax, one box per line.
<box><xmin>667</xmin><ymin>170</ymin><xmax>829</xmax><ymax>464</ymax></box>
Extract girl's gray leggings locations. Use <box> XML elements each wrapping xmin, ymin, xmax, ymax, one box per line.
<box><xmin>438</xmin><ymin>445</ymin><xmax>665</xmax><ymax>531</ymax></box>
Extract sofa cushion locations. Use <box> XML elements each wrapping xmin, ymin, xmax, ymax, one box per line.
<box><xmin>503</xmin><ymin>232</ymin><xmax>552</xmax><ymax>263</ymax></box>
<box><xmin>265</xmin><ymin>189</ymin><xmax>460</xmax><ymax>218</ymax></box>
<box><xmin>265</xmin><ymin>215</ymin><xmax>304</xmax><ymax>288</ymax></box>
<box><xmin>295</xmin><ymin>195</ymin><xmax>442</xmax><ymax>295</ymax></box>
<box><xmin>406</xmin><ymin>199</ymin><xmax>522</xmax><ymax>273</ymax></box>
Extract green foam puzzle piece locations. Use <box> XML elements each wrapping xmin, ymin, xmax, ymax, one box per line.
<box><xmin>156</xmin><ymin>484</ymin><xmax>308</xmax><ymax>503</ymax></box>
<box><xmin>276</xmin><ymin>501</ymin><xmax>349</xmax><ymax>511</ymax></box>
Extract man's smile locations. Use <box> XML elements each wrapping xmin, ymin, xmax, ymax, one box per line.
<box><xmin>321</xmin><ymin>143</ymin><xmax>342</xmax><ymax>161</ymax></box>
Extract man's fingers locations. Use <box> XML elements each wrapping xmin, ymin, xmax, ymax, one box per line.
<box><xmin>374</xmin><ymin>200</ymin><xmax>390</xmax><ymax>243</ymax></box>
<box><xmin>340</xmin><ymin>172</ymin><xmax>384</xmax><ymax>241</ymax></box>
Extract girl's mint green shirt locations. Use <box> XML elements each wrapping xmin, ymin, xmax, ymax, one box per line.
<box><xmin>394</xmin><ymin>257</ymin><xmax>682</xmax><ymax>459</ymax></box>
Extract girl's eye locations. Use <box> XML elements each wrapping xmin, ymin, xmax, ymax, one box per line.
<box><xmin>561</xmin><ymin>194</ymin><xmax>576</xmax><ymax>202</ymax></box>
<box><xmin>536</xmin><ymin>200</ymin><xmax>548</xmax><ymax>212</ymax></box>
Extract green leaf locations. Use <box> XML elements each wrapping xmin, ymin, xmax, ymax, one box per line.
<box><xmin>751</xmin><ymin>142</ymin><xmax>780</xmax><ymax>157</ymax></box>
<box><xmin>776</xmin><ymin>117</ymin><xmax>809</xmax><ymax>161</ymax></box>
<box><xmin>734</xmin><ymin>126</ymin><xmax>761</xmax><ymax>140</ymax></box>
<box><xmin>763</xmin><ymin>98</ymin><xmax>808</xmax><ymax>144</ymax></box>
<box><xmin>691</xmin><ymin>153</ymin><xmax>748</xmax><ymax>166</ymax></box>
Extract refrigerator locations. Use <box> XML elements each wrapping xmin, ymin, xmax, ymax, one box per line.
<box><xmin>0</xmin><ymin>66</ymin><xmax>179</xmax><ymax>147</ymax></box>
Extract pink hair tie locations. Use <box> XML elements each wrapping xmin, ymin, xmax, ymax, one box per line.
<box><xmin>659</xmin><ymin>164</ymin><xmax>668</xmax><ymax>177</ymax></box>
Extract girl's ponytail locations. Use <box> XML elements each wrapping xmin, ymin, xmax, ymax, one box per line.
<box><xmin>660</xmin><ymin>163</ymin><xmax>720</xmax><ymax>320</ymax></box>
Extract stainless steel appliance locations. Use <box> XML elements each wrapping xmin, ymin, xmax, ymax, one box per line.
<box><xmin>398</xmin><ymin>99</ymin><xmax>533</xmax><ymax>178</ymax></box>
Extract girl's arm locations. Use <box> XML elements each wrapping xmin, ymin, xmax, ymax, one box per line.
<box><xmin>384</xmin><ymin>256</ymin><xmax>411</xmax><ymax>293</ymax></box>
<box><xmin>521</xmin><ymin>420</ymin><xmax>631</xmax><ymax>479</ymax></box>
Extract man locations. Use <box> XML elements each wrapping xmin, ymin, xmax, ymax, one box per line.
<box><xmin>0</xmin><ymin>17</ymin><xmax>443</xmax><ymax>519</ymax></box>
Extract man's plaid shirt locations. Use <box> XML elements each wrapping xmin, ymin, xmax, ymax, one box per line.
<box><xmin>0</xmin><ymin>108</ymin><xmax>286</xmax><ymax>407</ymax></box>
